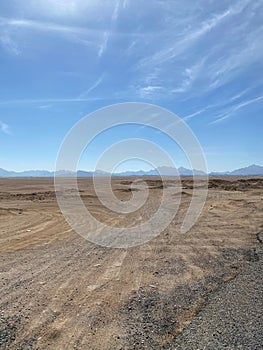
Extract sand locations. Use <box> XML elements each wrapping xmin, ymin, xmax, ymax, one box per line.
<box><xmin>0</xmin><ymin>177</ymin><xmax>262</xmax><ymax>349</ymax></box>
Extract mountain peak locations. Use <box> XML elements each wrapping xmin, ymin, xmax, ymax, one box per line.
<box><xmin>0</xmin><ymin>165</ymin><xmax>262</xmax><ymax>177</ymax></box>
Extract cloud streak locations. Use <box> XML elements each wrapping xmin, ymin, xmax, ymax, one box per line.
<box><xmin>230</xmin><ymin>88</ymin><xmax>251</xmax><ymax>102</ymax></box>
<box><xmin>137</xmin><ymin>0</ymin><xmax>251</xmax><ymax>69</ymax></box>
<box><xmin>0</xmin><ymin>17</ymin><xmax>90</xmax><ymax>35</ymax></box>
<box><xmin>0</xmin><ymin>96</ymin><xmax>105</xmax><ymax>106</ymax></box>
<box><xmin>183</xmin><ymin>108</ymin><xmax>207</xmax><ymax>121</ymax></box>
<box><xmin>0</xmin><ymin>12</ymin><xmax>137</xmax><ymax>57</ymax></box>
<box><xmin>98</xmin><ymin>32</ymin><xmax>109</xmax><ymax>58</ymax></box>
<box><xmin>97</xmin><ymin>0</ymin><xmax>125</xmax><ymax>58</ymax></box>
<box><xmin>79</xmin><ymin>75</ymin><xmax>104</xmax><ymax>98</ymax></box>
<box><xmin>211</xmin><ymin>94</ymin><xmax>263</xmax><ymax>124</ymax></box>
<box><xmin>112</xmin><ymin>0</ymin><xmax>122</xmax><ymax>23</ymax></box>
<box><xmin>129</xmin><ymin>0</ymin><xmax>260</xmax><ymax>103</ymax></box>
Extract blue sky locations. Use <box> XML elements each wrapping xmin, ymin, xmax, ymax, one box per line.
<box><xmin>0</xmin><ymin>0</ymin><xmax>262</xmax><ymax>172</ymax></box>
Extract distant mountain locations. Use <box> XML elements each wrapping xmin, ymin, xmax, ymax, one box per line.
<box><xmin>0</xmin><ymin>164</ymin><xmax>262</xmax><ymax>177</ymax></box>
<box><xmin>77</xmin><ymin>170</ymin><xmax>109</xmax><ymax>177</ymax></box>
<box><xmin>178</xmin><ymin>167</ymin><xmax>206</xmax><ymax>176</ymax></box>
<box><xmin>21</xmin><ymin>170</ymin><xmax>54</xmax><ymax>177</ymax></box>
<box><xmin>0</xmin><ymin>166</ymin><xmax>206</xmax><ymax>177</ymax></box>
<box><xmin>210</xmin><ymin>164</ymin><xmax>263</xmax><ymax>176</ymax></box>
<box><xmin>114</xmin><ymin>166</ymin><xmax>206</xmax><ymax>177</ymax></box>
<box><xmin>0</xmin><ymin>169</ymin><xmax>108</xmax><ymax>177</ymax></box>
<box><xmin>230</xmin><ymin>164</ymin><xmax>263</xmax><ymax>176</ymax></box>
<box><xmin>0</xmin><ymin>168</ymin><xmax>54</xmax><ymax>177</ymax></box>
<box><xmin>0</xmin><ymin>168</ymin><xmax>16</xmax><ymax>177</ymax></box>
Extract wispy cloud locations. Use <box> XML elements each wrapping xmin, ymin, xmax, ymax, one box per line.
<box><xmin>112</xmin><ymin>0</ymin><xmax>122</xmax><ymax>23</ymax></box>
<box><xmin>98</xmin><ymin>32</ymin><xmax>109</xmax><ymax>58</ymax></box>
<box><xmin>0</xmin><ymin>16</ymin><xmax>89</xmax><ymax>36</ymax></box>
<box><xmin>0</xmin><ymin>11</ymin><xmax>167</xmax><ymax>75</ymax></box>
<box><xmin>135</xmin><ymin>60</ymin><xmax>204</xmax><ymax>100</ymax></box>
<box><xmin>183</xmin><ymin>108</ymin><xmax>207</xmax><ymax>121</ymax></box>
<box><xmin>0</xmin><ymin>16</ymin><xmax>102</xmax><ymax>55</ymax></box>
<box><xmin>137</xmin><ymin>0</ymin><xmax>250</xmax><ymax>69</ymax></box>
<box><xmin>123</xmin><ymin>0</ymin><xmax>129</xmax><ymax>9</ymax></box>
<box><xmin>37</xmin><ymin>104</ymin><xmax>53</xmax><ymax>109</ymax></box>
<box><xmin>98</xmin><ymin>0</ymin><xmax>125</xmax><ymax>58</ymax></box>
<box><xmin>0</xmin><ymin>121</ymin><xmax>11</xmax><ymax>135</ymax></box>
<box><xmin>0</xmin><ymin>13</ymin><xmax>132</xmax><ymax>57</ymax></box>
<box><xmin>0</xmin><ymin>96</ymin><xmax>104</xmax><ymax>106</ymax></box>
<box><xmin>123</xmin><ymin>39</ymin><xmax>137</xmax><ymax>56</ymax></box>
<box><xmin>79</xmin><ymin>75</ymin><xmax>104</xmax><ymax>98</ymax></box>
<box><xmin>207</xmin><ymin>28</ymin><xmax>263</xmax><ymax>91</ymax></box>
<box><xmin>0</xmin><ymin>15</ymin><xmax>142</xmax><ymax>38</ymax></box>
<box><xmin>211</xmin><ymin>94</ymin><xmax>263</xmax><ymax>124</ymax></box>
<box><xmin>128</xmin><ymin>0</ymin><xmax>259</xmax><ymax>103</ymax></box>
<box><xmin>138</xmin><ymin>85</ymin><xmax>165</xmax><ymax>98</ymax></box>
<box><xmin>172</xmin><ymin>58</ymin><xmax>206</xmax><ymax>93</ymax></box>
<box><xmin>0</xmin><ymin>32</ymin><xmax>20</xmax><ymax>55</ymax></box>
<box><xmin>229</xmin><ymin>88</ymin><xmax>251</xmax><ymax>102</ymax></box>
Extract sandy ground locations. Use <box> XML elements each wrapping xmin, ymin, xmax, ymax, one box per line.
<box><xmin>0</xmin><ymin>177</ymin><xmax>262</xmax><ymax>349</ymax></box>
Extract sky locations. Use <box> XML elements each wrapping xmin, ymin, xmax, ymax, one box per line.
<box><xmin>0</xmin><ymin>0</ymin><xmax>262</xmax><ymax>172</ymax></box>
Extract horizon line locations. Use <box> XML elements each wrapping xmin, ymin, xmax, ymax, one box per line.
<box><xmin>0</xmin><ymin>163</ymin><xmax>262</xmax><ymax>175</ymax></box>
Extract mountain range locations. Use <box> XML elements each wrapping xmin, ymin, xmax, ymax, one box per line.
<box><xmin>0</xmin><ymin>164</ymin><xmax>263</xmax><ymax>177</ymax></box>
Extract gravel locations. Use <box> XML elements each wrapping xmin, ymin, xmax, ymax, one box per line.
<box><xmin>0</xmin><ymin>311</ymin><xmax>20</xmax><ymax>348</ymax></box>
<box><xmin>166</xmin><ymin>234</ymin><xmax>263</xmax><ymax>350</ymax></box>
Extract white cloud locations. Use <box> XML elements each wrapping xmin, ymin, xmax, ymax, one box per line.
<box><xmin>123</xmin><ymin>0</ymin><xmax>129</xmax><ymax>9</ymax></box>
<box><xmin>0</xmin><ymin>121</ymin><xmax>11</xmax><ymax>135</ymax></box>
<box><xmin>138</xmin><ymin>85</ymin><xmax>165</xmax><ymax>99</ymax></box>
<box><xmin>98</xmin><ymin>32</ymin><xmax>109</xmax><ymax>58</ymax></box>
<box><xmin>0</xmin><ymin>16</ymin><xmax>115</xmax><ymax>59</ymax></box>
<box><xmin>183</xmin><ymin>108</ymin><xmax>207</xmax><ymax>121</ymax></box>
<box><xmin>0</xmin><ymin>32</ymin><xmax>19</xmax><ymax>55</ymax></box>
<box><xmin>0</xmin><ymin>11</ymin><xmax>137</xmax><ymax>58</ymax></box>
<box><xmin>0</xmin><ymin>96</ymin><xmax>104</xmax><ymax>106</ymax></box>
<box><xmin>0</xmin><ymin>16</ymin><xmax>91</xmax><ymax>36</ymax></box>
<box><xmin>112</xmin><ymin>0</ymin><xmax>122</xmax><ymax>23</ymax></box>
<box><xmin>128</xmin><ymin>0</ymin><xmax>262</xmax><ymax>103</ymax></box>
<box><xmin>79</xmin><ymin>75</ymin><xmax>104</xmax><ymax>98</ymax></box>
<box><xmin>172</xmin><ymin>58</ymin><xmax>206</xmax><ymax>93</ymax></box>
<box><xmin>98</xmin><ymin>0</ymin><xmax>126</xmax><ymax>58</ymax></box>
<box><xmin>123</xmin><ymin>39</ymin><xmax>137</xmax><ymax>56</ymax></box>
<box><xmin>23</xmin><ymin>0</ymin><xmax>104</xmax><ymax>20</ymax></box>
<box><xmin>0</xmin><ymin>0</ymin><xmax>261</xmax><ymax>115</ymax></box>
<box><xmin>230</xmin><ymin>88</ymin><xmax>251</xmax><ymax>102</ymax></box>
<box><xmin>38</xmin><ymin>104</ymin><xmax>53</xmax><ymax>109</ymax></box>
<box><xmin>235</xmin><ymin>94</ymin><xmax>263</xmax><ymax>109</ymax></box>
<box><xmin>137</xmin><ymin>0</ymin><xmax>251</xmax><ymax>69</ymax></box>
<box><xmin>207</xmin><ymin>28</ymin><xmax>263</xmax><ymax>90</ymax></box>
<box><xmin>211</xmin><ymin>94</ymin><xmax>263</xmax><ymax>124</ymax></box>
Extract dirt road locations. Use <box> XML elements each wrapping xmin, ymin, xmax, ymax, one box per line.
<box><xmin>0</xmin><ymin>177</ymin><xmax>262</xmax><ymax>349</ymax></box>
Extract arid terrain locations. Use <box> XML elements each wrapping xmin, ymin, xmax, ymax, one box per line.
<box><xmin>0</xmin><ymin>177</ymin><xmax>262</xmax><ymax>349</ymax></box>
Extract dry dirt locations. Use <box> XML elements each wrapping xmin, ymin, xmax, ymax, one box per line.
<box><xmin>0</xmin><ymin>177</ymin><xmax>262</xmax><ymax>349</ymax></box>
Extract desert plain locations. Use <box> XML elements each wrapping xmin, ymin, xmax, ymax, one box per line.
<box><xmin>0</xmin><ymin>176</ymin><xmax>262</xmax><ymax>349</ymax></box>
